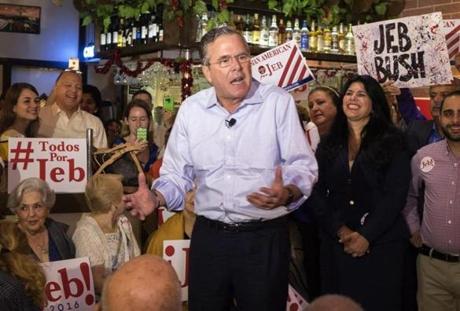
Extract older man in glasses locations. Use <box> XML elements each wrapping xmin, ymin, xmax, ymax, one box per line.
<box><xmin>124</xmin><ymin>26</ymin><xmax>317</xmax><ymax>311</ymax></box>
<box><xmin>38</xmin><ymin>70</ymin><xmax>107</xmax><ymax>148</ymax></box>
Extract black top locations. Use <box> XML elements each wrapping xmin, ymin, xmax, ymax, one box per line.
<box><xmin>0</xmin><ymin>270</ymin><xmax>40</xmax><ymax>311</ymax></box>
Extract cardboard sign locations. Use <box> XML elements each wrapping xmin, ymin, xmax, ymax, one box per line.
<box><xmin>353</xmin><ymin>12</ymin><xmax>452</xmax><ymax>87</ymax></box>
<box><xmin>287</xmin><ymin>285</ymin><xmax>309</xmax><ymax>311</ymax></box>
<box><xmin>251</xmin><ymin>41</ymin><xmax>315</xmax><ymax>91</ymax></box>
<box><xmin>8</xmin><ymin>138</ymin><xmax>87</xmax><ymax>193</ymax></box>
<box><xmin>163</xmin><ymin>240</ymin><xmax>190</xmax><ymax>301</ymax></box>
<box><xmin>444</xmin><ymin>19</ymin><xmax>460</xmax><ymax>60</ymax></box>
<box><xmin>41</xmin><ymin>257</ymin><xmax>95</xmax><ymax>311</ymax></box>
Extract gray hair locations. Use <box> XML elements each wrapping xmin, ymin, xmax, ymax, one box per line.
<box><xmin>7</xmin><ymin>178</ymin><xmax>56</xmax><ymax>213</ymax></box>
<box><xmin>200</xmin><ymin>26</ymin><xmax>249</xmax><ymax>66</ymax></box>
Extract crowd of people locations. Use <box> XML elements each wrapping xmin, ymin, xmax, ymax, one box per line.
<box><xmin>0</xmin><ymin>25</ymin><xmax>460</xmax><ymax>311</ymax></box>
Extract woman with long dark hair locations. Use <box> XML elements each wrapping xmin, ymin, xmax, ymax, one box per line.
<box><xmin>0</xmin><ymin>83</ymin><xmax>40</xmax><ymax>161</ymax></box>
<box><xmin>312</xmin><ymin>75</ymin><xmax>411</xmax><ymax>310</ymax></box>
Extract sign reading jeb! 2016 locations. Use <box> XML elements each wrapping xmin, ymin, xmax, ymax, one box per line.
<box><xmin>8</xmin><ymin>138</ymin><xmax>87</xmax><ymax>193</ymax></box>
<box><xmin>353</xmin><ymin>12</ymin><xmax>453</xmax><ymax>88</ymax></box>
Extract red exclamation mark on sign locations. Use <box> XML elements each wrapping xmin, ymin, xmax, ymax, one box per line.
<box><xmin>80</xmin><ymin>262</ymin><xmax>95</xmax><ymax>305</ymax></box>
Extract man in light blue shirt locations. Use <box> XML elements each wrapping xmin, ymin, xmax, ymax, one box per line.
<box><xmin>124</xmin><ymin>26</ymin><xmax>317</xmax><ymax>311</ymax></box>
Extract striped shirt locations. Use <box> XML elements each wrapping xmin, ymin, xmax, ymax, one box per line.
<box><xmin>403</xmin><ymin>139</ymin><xmax>460</xmax><ymax>254</ymax></box>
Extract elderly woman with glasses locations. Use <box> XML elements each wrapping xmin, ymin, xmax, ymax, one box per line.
<box><xmin>7</xmin><ymin>177</ymin><xmax>75</xmax><ymax>263</ymax></box>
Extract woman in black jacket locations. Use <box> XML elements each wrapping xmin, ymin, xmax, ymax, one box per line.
<box><xmin>311</xmin><ymin>75</ymin><xmax>411</xmax><ymax>311</ymax></box>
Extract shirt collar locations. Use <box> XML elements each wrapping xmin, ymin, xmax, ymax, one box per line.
<box><xmin>205</xmin><ymin>79</ymin><xmax>264</xmax><ymax>109</ymax></box>
<box><xmin>51</xmin><ymin>102</ymin><xmax>81</xmax><ymax>116</ymax></box>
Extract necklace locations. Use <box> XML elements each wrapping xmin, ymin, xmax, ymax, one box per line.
<box><xmin>28</xmin><ymin>230</ymin><xmax>49</xmax><ymax>260</ymax></box>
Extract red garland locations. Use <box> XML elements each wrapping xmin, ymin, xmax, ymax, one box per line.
<box><xmin>94</xmin><ymin>51</ymin><xmax>195</xmax><ymax>101</ymax></box>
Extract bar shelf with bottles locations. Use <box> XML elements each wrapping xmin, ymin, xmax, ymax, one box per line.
<box><xmin>98</xmin><ymin>7</ymin><xmax>357</xmax><ymax>64</ymax></box>
<box><xmin>98</xmin><ymin>8</ymin><xmax>174</xmax><ymax>58</ymax></box>
<box><xmin>224</xmin><ymin>12</ymin><xmax>357</xmax><ymax>64</ymax></box>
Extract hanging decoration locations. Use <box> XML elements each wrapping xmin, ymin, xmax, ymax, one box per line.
<box><xmin>94</xmin><ymin>49</ymin><xmax>197</xmax><ymax>100</ymax></box>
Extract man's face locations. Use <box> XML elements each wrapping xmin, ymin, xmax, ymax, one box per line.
<box><xmin>54</xmin><ymin>72</ymin><xmax>83</xmax><ymax>113</ymax></box>
<box><xmin>202</xmin><ymin>34</ymin><xmax>252</xmax><ymax>107</ymax></box>
<box><xmin>440</xmin><ymin>95</ymin><xmax>460</xmax><ymax>142</ymax></box>
<box><xmin>429</xmin><ymin>85</ymin><xmax>457</xmax><ymax>121</ymax></box>
<box><xmin>81</xmin><ymin>93</ymin><xmax>98</xmax><ymax>114</ymax></box>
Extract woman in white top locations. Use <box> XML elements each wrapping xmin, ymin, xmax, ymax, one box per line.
<box><xmin>72</xmin><ymin>174</ymin><xmax>140</xmax><ymax>294</ymax></box>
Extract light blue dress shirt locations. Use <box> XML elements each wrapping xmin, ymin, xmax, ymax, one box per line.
<box><xmin>153</xmin><ymin>80</ymin><xmax>318</xmax><ymax>223</ymax></box>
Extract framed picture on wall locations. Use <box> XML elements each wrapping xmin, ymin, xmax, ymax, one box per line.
<box><xmin>0</xmin><ymin>4</ymin><xmax>41</xmax><ymax>34</ymax></box>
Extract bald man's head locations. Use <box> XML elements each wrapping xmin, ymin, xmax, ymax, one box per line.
<box><xmin>307</xmin><ymin>294</ymin><xmax>363</xmax><ymax>311</ymax></box>
<box><xmin>102</xmin><ymin>255</ymin><xmax>181</xmax><ymax>311</ymax></box>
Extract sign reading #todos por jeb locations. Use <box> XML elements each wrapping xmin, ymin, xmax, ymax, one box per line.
<box><xmin>353</xmin><ymin>12</ymin><xmax>452</xmax><ymax>88</ymax></box>
<box><xmin>8</xmin><ymin>138</ymin><xmax>87</xmax><ymax>193</ymax></box>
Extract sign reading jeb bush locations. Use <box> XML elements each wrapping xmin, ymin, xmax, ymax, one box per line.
<box><xmin>8</xmin><ymin>138</ymin><xmax>87</xmax><ymax>193</ymax></box>
<box><xmin>353</xmin><ymin>12</ymin><xmax>452</xmax><ymax>88</ymax></box>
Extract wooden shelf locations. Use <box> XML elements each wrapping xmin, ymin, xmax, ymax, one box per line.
<box><xmin>98</xmin><ymin>42</ymin><xmax>200</xmax><ymax>59</ymax></box>
<box><xmin>250</xmin><ymin>45</ymin><xmax>357</xmax><ymax>63</ymax></box>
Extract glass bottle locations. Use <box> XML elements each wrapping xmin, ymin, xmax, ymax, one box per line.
<box><xmin>278</xmin><ymin>18</ymin><xmax>286</xmax><ymax>45</ymax></box>
<box><xmin>259</xmin><ymin>15</ymin><xmax>269</xmax><ymax>47</ymax></box>
<box><xmin>338</xmin><ymin>22</ymin><xmax>345</xmax><ymax>53</ymax></box>
<box><xmin>331</xmin><ymin>26</ymin><xmax>339</xmax><ymax>54</ymax></box>
<box><xmin>323</xmin><ymin>25</ymin><xmax>331</xmax><ymax>53</ymax></box>
<box><xmin>308</xmin><ymin>20</ymin><xmax>317</xmax><ymax>52</ymax></box>
<box><xmin>252</xmin><ymin>13</ymin><xmax>260</xmax><ymax>45</ymax></box>
<box><xmin>300</xmin><ymin>20</ymin><xmax>309</xmax><ymax>52</ymax></box>
<box><xmin>345</xmin><ymin>23</ymin><xmax>355</xmax><ymax>55</ymax></box>
<box><xmin>316</xmin><ymin>24</ymin><xmax>324</xmax><ymax>53</ymax></box>
<box><xmin>268</xmin><ymin>15</ymin><xmax>279</xmax><ymax>47</ymax></box>
<box><xmin>293</xmin><ymin>18</ymin><xmax>301</xmax><ymax>46</ymax></box>
<box><xmin>285</xmin><ymin>20</ymin><xmax>293</xmax><ymax>42</ymax></box>
<box><xmin>243</xmin><ymin>14</ymin><xmax>252</xmax><ymax>44</ymax></box>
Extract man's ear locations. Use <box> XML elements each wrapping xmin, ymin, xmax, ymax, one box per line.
<box><xmin>202</xmin><ymin>65</ymin><xmax>213</xmax><ymax>86</ymax></box>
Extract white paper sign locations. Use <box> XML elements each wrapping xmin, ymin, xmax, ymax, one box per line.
<box><xmin>41</xmin><ymin>258</ymin><xmax>95</xmax><ymax>311</ymax></box>
<box><xmin>444</xmin><ymin>19</ymin><xmax>460</xmax><ymax>60</ymax></box>
<box><xmin>251</xmin><ymin>41</ymin><xmax>315</xmax><ymax>91</ymax></box>
<box><xmin>163</xmin><ymin>239</ymin><xmax>190</xmax><ymax>302</ymax></box>
<box><xmin>286</xmin><ymin>284</ymin><xmax>309</xmax><ymax>311</ymax></box>
<box><xmin>7</xmin><ymin>138</ymin><xmax>87</xmax><ymax>193</ymax></box>
<box><xmin>353</xmin><ymin>12</ymin><xmax>452</xmax><ymax>87</ymax></box>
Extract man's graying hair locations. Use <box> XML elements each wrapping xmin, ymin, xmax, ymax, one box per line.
<box><xmin>200</xmin><ymin>26</ymin><xmax>249</xmax><ymax>65</ymax></box>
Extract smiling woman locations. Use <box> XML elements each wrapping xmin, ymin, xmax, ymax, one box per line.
<box><xmin>7</xmin><ymin>178</ymin><xmax>75</xmax><ymax>263</ymax></box>
<box><xmin>0</xmin><ymin>83</ymin><xmax>40</xmax><ymax>161</ymax></box>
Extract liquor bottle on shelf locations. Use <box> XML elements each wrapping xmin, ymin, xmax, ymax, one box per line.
<box><xmin>300</xmin><ymin>20</ymin><xmax>309</xmax><ymax>52</ymax></box>
<box><xmin>100</xmin><ymin>25</ymin><xmax>107</xmax><ymax>51</ymax></box>
<box><xmin>135</xmin><ymin>18</ymin><xmax>141</xmax><ymax>46</ymax></box>
<box><xmin>117</xmin><ymin>18</ymin><xmax>124</xmax><ymax>48</ymax></box>
<box><xmin>148</xmin><ymin>13</ymin><xmax>157</xmax><ymax>44</ymax></box>
<box><xmin>309</xmin><ymin>20</ymin><xmax>317</xmax><ymax>52</ymax></box>
<box><xmin>252</xmin><ymin>13</ymin><xmax>260</xmax><ymax>45</ymax></box>
<box><xmin>338</xmin><ymin>22</ymin><xmax>345</xmax><ymax>53</ymax></box>
<box><xmin>235</xmin><ymin>14</ymin><xmax>244</xmax><ymax>34</ymax></box>
<box><xmin>316</xmin><ymin>24</ymin><xmax>324</xmax><ymax>53</ymax></box>
<box><xmin>126</xmin><ymin>19</ymin><xmax>133</xmax><ymax>47</ymax></box>
<box><xmin>259</xmin><ymin>15</ymin><xmax>269</xmax><ymax>47</ymax></box>
<box><xmin>323</xmin><ymin>25</ymin><xmax>331</xmax><ymax>53</ymax></box>
<box><xmin>278</xmin><ymin>18</ymin><xmax>286</xmax><ymax>45</ymax></box>
<box><xmin>293</xmin><ymin>18</ymin><xmax>301</xmax><ymax>46</ymax></box>
<box><xmin>200</xmin><ymin>12</ymin><xmax>208</xmax><ymax>40</ymax></box>
<box><xmin>344</xmin><ymin>23</ymin><xmax>355</xmax><ymax>55</ymax></box>
<box><xmin>111</xmin><ymin>16</ymin><xmax>119</xmax><ymax>50</ymax></box>
<box><xmin>141</xmin><ymin>13</ymin><xmax>148</xmax><ymax>45</ymax></box>
<box><xmin>157</xmin><ymin>14</ymin><xmax>164</xmax><ymax>42</ymax></box>
<box><xmin>243</xmin><ymin>14</ymin><xmax>252</xmax><ymax>44</ymax></box>
<box><xmin>331</xmin><ymin>26</ymin><xmax>339</xmax><ymax>54</ymax></box>
<box><xmin>106</xmin><ymin>19</ymin><xmax>113</xmax><ymax>50</ymax></box>
<box><xmin>285</xmin><ymin>20</ymin><xmax>293</xmax><ymax>42</ymax></box>
<box><xmin>131</xmin><ymin>18</ymin><xmax>138</xmax><ymax>46</ymax></box>
<box><xmin>268</xmin><ymin>15</ymin><xmax>278</xmax><ymax>47</ymax></box>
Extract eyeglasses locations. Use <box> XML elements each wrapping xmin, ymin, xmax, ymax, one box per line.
<box><xmin>207</xmin><ymin>53</ymin><xmax>251</xmax><ymax>68</ymax></box>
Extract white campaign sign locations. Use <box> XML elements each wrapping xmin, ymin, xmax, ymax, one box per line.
<box><xmin>163</xmin><ymin>239</ymin><xmax>190</xmax><ymax>302</ymax></box>
<box><xmin>7</xmin><ymin>138</ymin><xmax>87</xmax><ymax>193</ymax></box>
<box><xmin>353</xmin><ymin>12</ymin><xmax>452</xmax><ymax>87</ymax></box>
<box><xmin>41</xmin><ymin>257</ymin><xmax>95</xmax><ymax>311</ymax></box>
<box><xmin>251</xmin><ymin>41</ymin><xmax>315</xmax><ymax>91</ymax></box>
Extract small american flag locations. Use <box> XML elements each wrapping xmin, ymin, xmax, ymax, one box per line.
<box><xmin>444</xmin><ymin>19</ymin><xmax>460</xmax><ymax>61</ymax></box>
